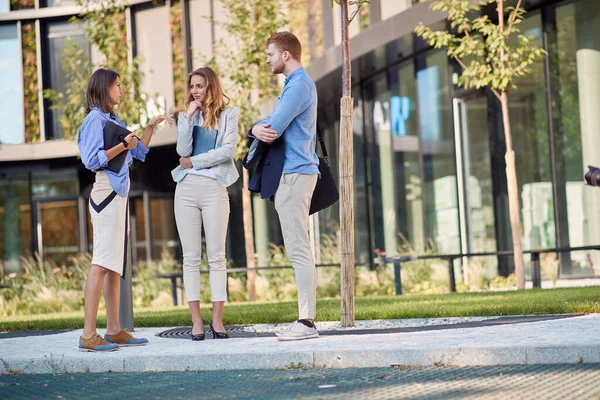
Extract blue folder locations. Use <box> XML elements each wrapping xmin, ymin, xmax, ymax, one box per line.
<box><xmin>191</xmin><ymin>126</ymin><xmax>218</xmax><ymax>156</ymax></box>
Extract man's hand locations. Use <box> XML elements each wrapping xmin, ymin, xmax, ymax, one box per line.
<box><xmin>252</xmin><ymin>123</ymin><xmax>277</xmax><ymax>143</ymax></box>
<box><xmin>180</xmin><ymin>157</ymin><xmax>193</xmax><ymax>169</ymax></box>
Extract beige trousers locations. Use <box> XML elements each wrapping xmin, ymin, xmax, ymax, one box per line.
<box><xmin>174</xmin><ymin>174</ymin><xmax>230</xmax><ymax>302</ymax></box>
<box><xmin>274</xmin><ymin>173</ymin><xmax>318</xmax><ymax>320</ymax></box>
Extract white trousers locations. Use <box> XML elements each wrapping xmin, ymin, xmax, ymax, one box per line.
<box><xmin>274</xmin><ymin>173</ymin><xmax>318</xmax><ymax>320</ymax></box>
<box><xmin>174</xmin><ymin>174</ymin><xmax>230</xmax><ymax>302</ymax></box>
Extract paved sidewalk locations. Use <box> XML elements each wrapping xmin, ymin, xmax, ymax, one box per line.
<box><xmin>1</xmin><ymin>314</ymin><xmax>599</xmax><ymax>374</ymax></box>
<box><xmin>3</xmin><ymin>365</ymin><xmax>600</xmax><ymax>399</ymax></box>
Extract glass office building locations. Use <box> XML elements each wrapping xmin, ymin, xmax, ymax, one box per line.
<box><xmin>1</xmin><ymin>0</ymin><xmax>599</xmax><ymax>281</ymax></box>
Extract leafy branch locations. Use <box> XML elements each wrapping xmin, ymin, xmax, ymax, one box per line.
<box><xmin>415</xmin><ymin>0</ymin><xmax>545</xmax><ymax>100</ymax></box>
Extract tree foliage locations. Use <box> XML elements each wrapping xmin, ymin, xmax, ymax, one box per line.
<box><xmin>204</xmin><ymin>0</ymin><xmax>289</xmax><ymax>160</ymax></box>
<box><xmin>43</xmin><ymin>0</ymin><xmax>149</xmax><ymax>140</ymax></box>
<box><xmin>329</xmin><ymin>0</ymin><xmax>371</xmax><ymax>24</ymax></box>
<box><xmin>21</xmin><ymin>22</ymin><xmax>40</xmax><ymax>143</ymax></box>
<box><xmin>415</xmin><ymin>0</ymin><xmax>546</xmax><ymax>98</ymax></box>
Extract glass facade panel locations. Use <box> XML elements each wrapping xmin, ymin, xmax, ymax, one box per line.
<box><xmin>44</xmin><ymin>21</ymin><xmax>89</xmax><ymax>139</ymax></box>
<box><xmin>552</xmin><ymin>0</ymin><xmax>600</xmax><ymax>275</ymax></box>
<box><xmin>39</xmin><ymin>200</ymin><xmax>79</xmax><ymax>264</ymax></box>
<box><xmin>462</xmin><ymin>97</ymin><xmax>496</xmax><ymax>254</ymax></box>
<box><xmin>0</xmin><ymin>25</ymin><xmax>25</xmax><ymax>144</ymax></box>
<box><xmin>43</xmin><ymin>0</ymin><xmax>76</xmax><ymax>7</ymax></box>
<box><xmin>32</xmin><ymin>171</ymin><xmax>78</xmax><ymax>199</ymax></box>
<box><xmin>134</xmin><ymin>5</ymin><xmax>175</xmax><ymax>115</ymax></box>
<box><xmin>389</xmin><ymin>62</ymin><xmax>424</xmax><ymax>249</ymax></box>
<box><xmin>0</xmin><ymin>174</ymin><xmax>32</xmax><ymax>272</ymax></box>
<box><xmin>133</xmin><ymin>198</ymin><xmax>147</xmax><ymax>262</ymax></box>
<box><xmin>150</xmin><ymin>197</ymin><xmax>177</xmax><ymax>260</ymax></box>
<box><xmin>417</xmin><ymin>51</ymin><xmax>459</xmax><ymax>253</ymax></box>
<box><xmin>317</xmin><ymin>103</ymin><xmax>340</xmax><ymax>237</ymax></box>
<box><xmin>352</xmin><ymin>86</ymin><xmax>370</xmax><ymax>265</ymax></box>
<box><xmin>9</xmin><ymin>0</ymin><xmax>35</xmax><ymax>11</ymax></box>
<box><xmin>364</xmin><ymin>74</ymin><xmax>398</xmax><ymax>256</ymax></box>
<box><xmin>507</xmin><ymin>14</ymin><xmax>555</xmax><ymax>264</ymax></box>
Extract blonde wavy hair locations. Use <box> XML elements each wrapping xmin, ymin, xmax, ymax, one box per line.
<box><xmin>186</xmin><ymin>67</ymin><xmax>230</xmax><ymax>129</ymax></box>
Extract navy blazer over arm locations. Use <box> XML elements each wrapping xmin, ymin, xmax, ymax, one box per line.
<box><xmin>242</xmin><ymin>128</ymin><xmax>285</xmax><ymax>201</ymax></box>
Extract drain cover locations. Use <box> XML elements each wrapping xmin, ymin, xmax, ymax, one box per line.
<box><xmin>156</xmin><ymin>326</ymin><xmax>254</xmax><ymax>339</ymax></box>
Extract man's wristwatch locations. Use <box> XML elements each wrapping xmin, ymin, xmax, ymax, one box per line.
<box><xmin>121</xmin><ymin>138</ymin><xmax>129</xmax><ymax>149</ymax></box>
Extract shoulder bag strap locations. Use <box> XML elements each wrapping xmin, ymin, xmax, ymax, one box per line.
<box><xmin>316</xmin><ymin>123</ymin><xmax>330</xmax><ymax>166</ymax></box>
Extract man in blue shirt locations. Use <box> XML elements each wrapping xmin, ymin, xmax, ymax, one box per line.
<box><xmin>252</xmin><ymin>32</ymin><xmax>320</xmax><ymax>341</ymax></box>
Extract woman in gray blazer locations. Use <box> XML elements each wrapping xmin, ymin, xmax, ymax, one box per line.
<box><xmin>172</xmin><ymin>67</ymin><xmax>239</xmax><ymax>341</ymax></box>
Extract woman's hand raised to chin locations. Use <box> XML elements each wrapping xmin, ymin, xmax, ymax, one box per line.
<box><xmin>184</xmin><ymin>100</ymin><xmax>202</xmax><ymax>120</ymax></box>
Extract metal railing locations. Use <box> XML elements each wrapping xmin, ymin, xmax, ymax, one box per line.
<box><xmin>374</xmin><ymin>245</ymin><xmax>600</xmax><ymax>295</ymax></box>
<box><xmin>156</xmin><ymin>263</ymin><xmax>342</xmax><ymax>306</ymax></box>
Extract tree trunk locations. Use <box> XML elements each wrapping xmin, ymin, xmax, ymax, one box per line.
<box><xmin>242</xmin><ymin>168</ymin><xmax>257</xmax><ymax>301</ymax></box>
<box><xmin>340</xmin><ymin>0</ymin><xmax>355</xmax><ymax>327</ymax></box>
<box><xmin>500</xmin><ymin>91</ymin><xmax>526</xmax><ymax>289</ymax></box>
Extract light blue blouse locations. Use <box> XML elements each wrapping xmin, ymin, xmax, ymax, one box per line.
<box><xmin>77</xmin><ymin>107</ymin><xmax>149</xmax><ymax>197</ymax></box>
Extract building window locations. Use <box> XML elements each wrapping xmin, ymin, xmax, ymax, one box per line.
<box><xmin>550</xmin><ymin>0</ymin><xmax>600</xmax><ymax>275</ymax></box>
<box><xmin>43</xmin><ymin>21</ymin><xmax>90</xmax><ymax>140</ymax></box>
<box><xmin>417</xmin><ymin>51</ymin><xmax>459</xmax><ymax>254</ymax></box>
<box><xmin>133</xmin><ymin>4</ymin><xmax>175</xmax><ymax>115</ymax></box>
<box><xmin>0</xmin><ymin>24</ymin><xmax>25</xmax><ymax>145</ymax></box>
<box><xmin>506</xmin><ymin>14</ymin><xmax>554</xmax><ymax>254</ymax></box>
<box><xmin>41</xmin><ymin>0</ymin><xmax>76</xmax><ymax>7</ymax></box>
<box><xmin>8</xmin><ymin>0</ymin><xmax>35</xmax><ymax>11</ymax></box>
<box><xmin>31</xmin><ymin>171</ymin><xmax>79</xmax><ymax>264</ymax></box>
<box><xmin>0</xmin><ymin>173</ymin><xmax>32</xmax><ymax>272</ymax></box>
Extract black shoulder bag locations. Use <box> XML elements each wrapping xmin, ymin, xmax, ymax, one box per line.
<box><xmin>309</xmin><ymin>125</ymin><xmax>339</xmax><ymax>215</ymax></box>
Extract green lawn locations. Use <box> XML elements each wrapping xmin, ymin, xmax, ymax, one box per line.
<box><xmin>2</xmin><ymin>286</ymin><xmax>599</xmax><ymax>332</ymax></box>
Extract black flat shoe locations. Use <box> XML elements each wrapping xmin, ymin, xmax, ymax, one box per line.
<box><xmin>210</xmin><ymin>323</ymin><xmax>229</xmax><ymax>339</ymax></box>
<box><xmin>191</xmin><ymin>330</ymin><xmax>205</xmax><ymax>341</ymax></box>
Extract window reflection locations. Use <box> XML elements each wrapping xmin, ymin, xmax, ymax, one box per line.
<box><xmin>0</xmin><ymin>174</ymin><xmax>32</xmax><ymax>272</ymax></box>
<box><xmin>39</xmin><ymin>200</ymin><xmax>79</xmax><ymax>265</ymax></box>
<box><xmin>552</xmin><ymin>0</ymin><xmax>600</xmax><ymax>275</ymax></box>
<box><xmin>418</xmin><ymin>51</ymin><xmax>459</xmax><ymax>254</ymax></box>
<box><xmin>0</xmin><ymin>25</ymin><xmax>25</xmax><ymax>144</ymax></box>
<box><xmin>44</xmin><ymin>21</ymin><xmax>90</xmax><ymax>139</ymax></box>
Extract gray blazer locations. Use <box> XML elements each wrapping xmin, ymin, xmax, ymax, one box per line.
<box><xmin>171</xmin><ymin>107</ymin><xmax>239</xmax><ymax>187</ymax></box>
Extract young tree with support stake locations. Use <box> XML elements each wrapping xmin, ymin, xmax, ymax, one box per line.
<box><xmin>415</xmin><ymin>0</ymin><xmax>545</xmax><ymax>289</ymax></box>
<box><xmin>330</xmin><ymin>0</ymin><xmax>370</xmax><ymax>327</ymax></box>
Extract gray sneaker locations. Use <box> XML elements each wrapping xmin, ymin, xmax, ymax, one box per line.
<box><xmin>277</xmin><ymin>320</ymin><xmax>319</xmax><ymax>341</ymax></box>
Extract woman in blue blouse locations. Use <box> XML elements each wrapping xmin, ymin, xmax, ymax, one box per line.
<box><xmin>172</xmin><ymin>67</ymin><xmax>239</xmax><ymax>341</ymax></box>
<box><xmin>78</xmin><ymin>68</ymin><xmax>172</xmax><ymax>352</ymax></box>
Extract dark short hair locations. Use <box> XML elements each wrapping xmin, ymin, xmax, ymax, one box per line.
<box><xmin>85</xmin><ymin>68</ymin><xmax>120</xmax><ymax>114</ymax></box>
<box><xmin>267</xmin><ymin>31</ymin><xmax>302</xmax><ymax>62</ymax></box>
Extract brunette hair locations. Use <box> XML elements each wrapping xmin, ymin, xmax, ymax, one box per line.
<box><xmin>186</xmin><ymin>67</ymin><xmax>230</xmax><ymax>129</ymax></box>
<box><xmin>266</xmin><ymin>31</ymin><xmax>302</xmax><ymax>62</ymax></box>
<box><xmin>85</xmin><ymin>68</ymin><xmax>120</xmax><ymax>114</ymax></box>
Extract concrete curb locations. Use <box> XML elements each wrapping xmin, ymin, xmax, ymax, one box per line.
<box><xmin>1</xmin><ymin>314</ymin><xmax>599</xmax><ymax>374</ymax></box>
<box><xmin>3</xmin><ymin>345</ymin><xmax>600</xmax><ymax>374</ymax></box>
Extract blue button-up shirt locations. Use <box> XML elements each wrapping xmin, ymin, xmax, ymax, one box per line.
<box><xmin>253</xmin><ymin>67</ymin><xmax>319</xmax><ymax>175</ymax></box>
<box><xmin>77</xmin><ymin>107</ymin><xmax>149</xmax><ymax>197</ymax></box>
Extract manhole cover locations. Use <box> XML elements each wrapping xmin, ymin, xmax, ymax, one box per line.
<box><xmin>156</xmin><ymin>326</ymin><xmax>254</xmax><ymax>339</ymax></box>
